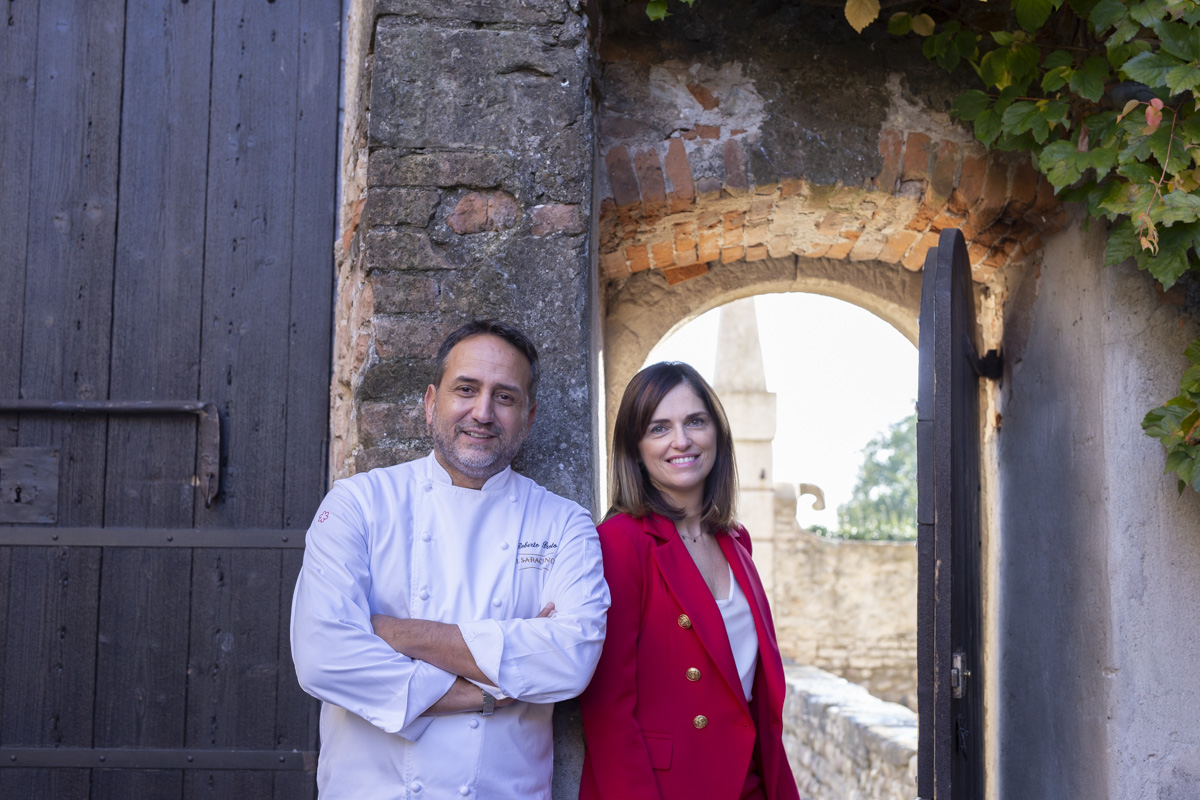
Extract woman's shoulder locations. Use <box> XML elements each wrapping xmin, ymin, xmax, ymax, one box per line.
<box><xmin>598</xmin><ymin>511</ymin><xmax>674</xmax><ymax>544</ymax></box>
<box><xmin>597</xmin><ymin>511</ymin><xmax>646</xmax><ymax>537</ymax></box>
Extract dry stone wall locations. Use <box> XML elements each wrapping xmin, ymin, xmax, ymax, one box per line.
<box><xmin>773</xmin><ymin>483</ymin><xmax>919</xmax><ymax>710</ymax></box>
<box><xmin>783</xmin><ymin>665</ymin><xmax>919</xmax><ymax>800</ymax></box>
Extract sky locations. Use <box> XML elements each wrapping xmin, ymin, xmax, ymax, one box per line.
<box><xmin>646</xmin><ymin>292</ymin><xmax>918</xmax><ymax>530</ymax></box>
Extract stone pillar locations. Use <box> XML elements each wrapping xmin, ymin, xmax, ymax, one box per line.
<box><xmin>713</xmin><ymin>297</ymin><xmax>778</xmax><ymax>597</ymax></box>
<box><xmin>332</xmin><ymin>1</ymin><xmax>599</xmax><ymax>797</ymax></box>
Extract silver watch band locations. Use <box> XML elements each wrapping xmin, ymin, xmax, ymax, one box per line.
<box><xmin>480</xmin><ymin>689</ymin><xmax>496</xmax><ymax>716</ymax></box>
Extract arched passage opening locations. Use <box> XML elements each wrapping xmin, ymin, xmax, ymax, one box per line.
<box><xmin>608</xmin><ymin>268</ymin><xmax>922</xmax><ymax>708</ymax></box>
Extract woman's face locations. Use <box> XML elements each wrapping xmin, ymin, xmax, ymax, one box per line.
<box><xmin>637</xmin><ymin>382</ymin><xmax>717</xmax><ymax>513</ymax></box>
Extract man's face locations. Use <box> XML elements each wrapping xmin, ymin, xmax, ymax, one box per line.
<box><xmin>425</xmin><ymin>334</ymin><xmax>537</xmax><ymax>488</ymax></box>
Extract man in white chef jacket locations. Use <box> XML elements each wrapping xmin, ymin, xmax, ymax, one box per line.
<box><xmin>291</xmin><ymin>319</ymin><xmax>610</xmax><ymax>800</ymax></box>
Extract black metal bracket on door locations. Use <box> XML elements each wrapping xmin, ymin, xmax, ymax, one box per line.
<box><xmin>964</xmin><ymin>334</ymin><xmax>1004</xmax><ymax>381</ymax></box>
<box><xmin>0</xmin><ymin>400</ymin><xmax>220</xmax><ymax>507</ymax></box>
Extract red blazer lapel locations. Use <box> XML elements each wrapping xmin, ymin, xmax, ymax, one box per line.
<box><xmin>644</xmin><ymin>515</ymin><xmax>745</xmax><ymax>705</ymax></box>
<box><xmin>721</xmin><ymin>530</ymin><xmax>786</xmax><ymax>712</ymax></box>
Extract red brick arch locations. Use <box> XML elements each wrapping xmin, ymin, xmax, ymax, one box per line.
<box><xmin>598</xmin><ymin>127</ymin><xmax>1066</xmax><ymax>289</ymax></box>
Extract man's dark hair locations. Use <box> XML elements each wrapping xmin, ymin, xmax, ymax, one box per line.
<box><xmin>433</xmin><ymin>319</ymin><xmax>541</xmax><ymax>403</ymax></box>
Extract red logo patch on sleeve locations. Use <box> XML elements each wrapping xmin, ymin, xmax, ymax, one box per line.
<box><xmin>318</xmin><ymin>511</ymin><xmax>330</xmax><ymax>523</ymax></box>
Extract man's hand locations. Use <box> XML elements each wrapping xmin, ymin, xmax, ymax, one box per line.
<box><xmin>423</xmin><ymin>676</ymin><xmax>515</xmax><ymax>716</ymax></box>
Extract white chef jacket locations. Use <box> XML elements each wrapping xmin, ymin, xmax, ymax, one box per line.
<box><xmin>290</xmin><ymin>453</ymin><xmax>610</xmax><ymax>800</ymax></box>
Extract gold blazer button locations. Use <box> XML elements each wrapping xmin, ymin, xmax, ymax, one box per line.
<box><xmin>686</xmin><ymin>667</ymin><xmax>701</xmax><ymax>681</ymax></box>
<box><xmin>693</xmin><ymin>715</ymin><xmax>708</xmax><ymax>729</ymax></box>
<box><xmin>677</xmin><ymin>614</ymin><xmax>692</xmax><ymax>629</ymax></box>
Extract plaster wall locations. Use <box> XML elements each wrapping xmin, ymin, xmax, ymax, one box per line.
<box><xmin>998</xmin><ymin>222</ymin><xmax>1200</xmax><ymax>798</ymax></box>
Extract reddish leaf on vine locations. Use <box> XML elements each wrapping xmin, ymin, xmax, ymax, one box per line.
<box><xmin>1145</xmin><ymin>103</ymin><xmax>1163</xmax><ymax>132</ymax></box>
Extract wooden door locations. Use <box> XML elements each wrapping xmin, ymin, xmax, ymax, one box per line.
<box><xmin>0</xmin><ymin>2</ymin><xmax>340</xmax><ymax>797</ymax></box>
<box><xmin>917</xmin><ymin>228</ymin><xmax>986</xmax><ymax>799</ymax></box>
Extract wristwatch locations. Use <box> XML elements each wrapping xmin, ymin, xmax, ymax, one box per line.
<box><xmin>480</xmin><ymin>689</ymin><xmax>495</xmax><ymax>716</ymax></box>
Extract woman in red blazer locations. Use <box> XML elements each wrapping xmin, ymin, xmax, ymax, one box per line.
<box><xmin>579</xmin><ymin>362</ymin><xmax>800</xmax><ymax>800</ymax></box>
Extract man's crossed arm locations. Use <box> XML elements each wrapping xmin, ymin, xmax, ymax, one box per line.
<box><xmin>371</xmin><ymin>603</ymin><xmax>555</xmax><ymax>715</ymax></box>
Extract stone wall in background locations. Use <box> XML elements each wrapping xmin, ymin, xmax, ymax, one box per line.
<box><xmin>773</xmin><ymin>483</ymin><xmax>919</xmax><ymax>710</ymax></box>
<box><xmin>783</xmin><ymin>665</ymin><xmax>918</xmax><ymax>800</ymax></box>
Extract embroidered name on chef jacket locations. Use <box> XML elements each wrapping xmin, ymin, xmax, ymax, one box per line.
<box><xmin>516</xmin><ymin>540</ymin><xmax>558</xmax><ymax>571</ymax></box>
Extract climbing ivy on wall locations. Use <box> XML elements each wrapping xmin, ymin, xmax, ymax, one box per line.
<box><xmin>647</xmin><ymin>0</ymin><xmax>1200</xmax><ymax>493</ymax></box>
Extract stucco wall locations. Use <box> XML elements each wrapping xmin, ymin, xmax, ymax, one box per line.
<box><xmin>997</xmin><ymin>220</ymin><xmax>1200</xmax><ymax>798</ymax></box>
<box><xmin>773</xmin><ymin>484</ymin><xmax>918</xmax><ymax>710</ymax></box>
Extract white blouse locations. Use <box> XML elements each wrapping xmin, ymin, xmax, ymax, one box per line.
<box><xmin>716</xmin><ymin>565</ymin><xmax>760</xmax><ymax>701</ymax></box>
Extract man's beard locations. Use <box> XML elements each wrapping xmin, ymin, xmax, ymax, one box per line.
<box><xmin>429</xmin><ymin>411</ymin><xmax>528</xmax><ymax>483</ymax></box>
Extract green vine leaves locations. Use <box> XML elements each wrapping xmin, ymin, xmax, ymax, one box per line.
<box><xmin>890</xmin><ymin>0</ymin><xmax>1200</xmax><ymax>492</ymax></box>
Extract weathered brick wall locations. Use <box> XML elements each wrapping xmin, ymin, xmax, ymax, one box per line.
<box><xmin>783</xmin><ymin>665</ymin><xmax>919</xmax><ymax>800</ymax></box>
<box><xmin>332</xmin><ymin>0</ymin><xmax>600</xmax><ymax>510</ymax></box>
<box><xmin>774</xmin><ymin>484</ymin><xmax>919</xmax><ymax>710</ymax></box>
<box><xmin>595</xmin><ymin>2</ymin><xmax>1064</xmax><ymax>293</ymax></box>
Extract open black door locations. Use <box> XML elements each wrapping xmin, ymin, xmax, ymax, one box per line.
<box><xmin>917</xmin><ymin>228</ymin><xmax>986</xmax><ymax>799</ymax></box>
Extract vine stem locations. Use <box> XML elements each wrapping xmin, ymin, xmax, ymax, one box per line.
<box><xmin>1144</xmin><ymin>106</ymin><xmax>1180</xmax><ymax>236</ymax></box>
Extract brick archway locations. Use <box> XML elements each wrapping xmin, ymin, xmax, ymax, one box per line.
<box><xmin>597</xmin><ymin>58</ymin><xmax>1066</xmax><ymax>438</ymax></box>
<box><xmin>603</xmin><ymin>254</ymin><xmax>922</xmax><ymax>447</ymax></box>
<box><xmin>599</xmin><ymin>126</ymin><xmax>1064</xmax><ymax>289</ymax></box>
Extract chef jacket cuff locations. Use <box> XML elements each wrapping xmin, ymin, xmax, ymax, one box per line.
<box><xmin>390</xmin><ymin>659</ymin><xmax>456</xmax><ymax>741</ymax></box>
<box><xmin>465</xmin><ymin>677</ymin><xmax>508</xmax><ymax>701</ymax></box>
<box><xmin>457</xmin><ymin>619</ymin><xmax>505</xmax><ymax>692</ymax></box>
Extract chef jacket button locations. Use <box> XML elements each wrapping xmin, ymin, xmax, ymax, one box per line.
<box><xmin>500</xmin><ymin>541</ymin><xmax>509</xmax><ymax>550</ymax></box>
<box><xmin>459</xmin><ymin>786</ymin><xmax>471</xmax><ymax>796</ymax></box>
<box><xmin>421</xmin><ymin>532</ymin><xmax>431</xmax><ymax>542</ymax></box>
<box><xmin>418</xmin><ymin>589</ymin><xmax>430</xmax><ymax>600</ymax></box>
<box><xmin>492</xmin><ymin>598</ymin><xmax>501</xmax><ymax>607</ymax></box>
<box><xmin>677</xmin><ymin>614</ymin><xmax>692</xmax><ymax>629</ymax></box>
<box><xmin>423</xmin><ymin>482</ymin><xmax>432</xmax><ymax>492</ymax></box>
<box><xmin>693</xmin><ymin>715</ymin><xmax>708</xmax><ymax>729</ymax></box>
<box><xmin>411</xmin><ymin>783</ymin><xmax>423</xmax><ymax>793</ymax></box>
<box><xmin>508</xmin><ymin>494</ymin><xmax>517</xmax><ymax>503</ymax></box>
<box><xmin>468</xmin><ymin>718</ymin><xmax>479</xmax><ymax>729</ymax></box>
<box><xmin>686</xmin><ymin>667</ymin><xmax>701</xmax><ymax>681</ymax></box>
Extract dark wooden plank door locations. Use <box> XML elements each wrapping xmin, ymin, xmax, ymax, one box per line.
<box><xmin>3</xmin><ymin>4</ymin><xmax>124</xmax><ymax>797</ymax></box>
<box><xmin>917</xmin><ymin>228</ymin><xmax>985</xmax><ymax>799</ymax></box>
<box><xmin>0</xmin><ymin>2</ymin><xmax>339</xmax><ymax>798</ymax></box>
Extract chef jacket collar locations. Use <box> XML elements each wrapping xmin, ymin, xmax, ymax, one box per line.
<box><xmin>425</xmin><ymin>451</ymin><xmax>515</xmax><ymax>492</ymax></box>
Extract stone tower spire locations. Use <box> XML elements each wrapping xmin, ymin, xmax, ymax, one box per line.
<box><xmin>713</xmin><ymin>297</ymin><xmax>777</xmax><ymax>597</ymax></box>
<box><xmin>714</xmin><ymin>296</ymin><xmax>768</xmax><ymax>393</ymax></box>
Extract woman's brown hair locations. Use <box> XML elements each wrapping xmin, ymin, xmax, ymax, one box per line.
<box><xmin>608</xmin><ymin>362</ymin><xmax>738</xmax><ymax>533</ymax></box>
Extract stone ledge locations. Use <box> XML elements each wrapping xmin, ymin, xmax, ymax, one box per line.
<box><xmin>783</xmin><ymin>665</ymin><xmax>918</xmax><ymax>800</ymax></box>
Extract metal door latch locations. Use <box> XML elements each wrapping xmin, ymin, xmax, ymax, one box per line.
<box><xmin>951</xmin><ymin>650</ymin><xmax>972</xmax><ymax>699</ymax></box>
<box><xmin>0</xmin><ymin>400</ymin><xmax>220</xmax><ymax>507</ymax></box>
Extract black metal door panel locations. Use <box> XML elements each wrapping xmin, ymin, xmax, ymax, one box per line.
<box><xmin>917</xmin><ymin>228</ymin><xmax>986</xmax><ymax>799</ymax></box>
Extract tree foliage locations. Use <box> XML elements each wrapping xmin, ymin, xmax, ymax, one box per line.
<box><xmin>833</xmin><ymin>413</ymin><xmax>918</xmax><ymax>541</ymax></box>
<box><xmin>647</xmin><ymin>0</ymin><xmax>1200</xmax><ymax>492</ymax></box>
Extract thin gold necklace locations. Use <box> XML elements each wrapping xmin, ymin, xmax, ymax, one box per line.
<box><xmin>679</xmin><ymin>528</ymin><xmax>703</xmax><ymax>543</ymax></box>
